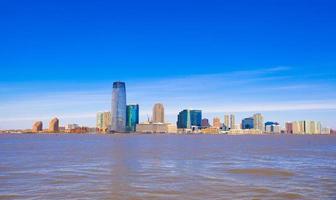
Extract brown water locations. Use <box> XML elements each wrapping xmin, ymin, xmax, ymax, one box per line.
<box><xmin>0</xmin><ymin>134</ymin><xmax>335</xmax><ymax>200</ymax></box>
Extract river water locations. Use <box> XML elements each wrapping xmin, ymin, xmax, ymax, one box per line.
<box><xmin>0</xmin><ymin>134</ymin><xmax>335</xmax><ymax>199</ymax></box>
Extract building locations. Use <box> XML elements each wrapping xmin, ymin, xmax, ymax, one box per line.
<box><xmin>111</xmin><ymin>81</ymin><xmax>127</xmax><ymax>132</ymax></box>
<box><xmin>202</xmin><ymin>127</ymin><xmax>220</xmax><ymax>134</ymax></box>
<box><xmin>253</xmin><ymin>113</ymin><xmax>264</xmax><ymax>131</ymax></box>
<box><xmin>201</xmin><ymin>118</ymin><xmax>210</xmax><ymax>128</ymax></box>
<box><xmin>242</xmin><ymin>117</ymin><xmax>254</xmax><ymax>129</ymax></box>
<box><xmin>49</xmin><ymin>117</ymin><xmax>59</xmax><ymax>133</ymax></box>
<box><xmin>290</xmin><ymin>120</ymin><xmax>322</xmax><ymax>134</ymax></box>
<box><xmin>224</xmin><ymin>115</ymin><xmax>230</xmax><ymax>130</ymax></box>
<box><xmin>32</xmin><ymin>121</ymin><xmax>43</xmax><ymax>133</ymax></box>
<box><xmin>126</xmin><ymin>104</ymin><xmax>139</xmax><ymax>132</ymax></box>
<box><xmin>265</xmin><ymin>122</ymin><xmax>280</xmax><ymax>134</ymax></box>
<box><xmin>285</xmin><ymin>122</ymin><xmax>293</xmax><ymax>134</ymax></box>
<box><xmin>213</xmin><ymin>117</ymin><xmax>221</xmax><ymax>129</ymax></box>
<box><xmin>321</xmin><ymin>128</ymin><xmax>331</xmax><ymax>134</ymax></box>
<box><xmin>96</xmin><ymin>112</ymin><xmax>111</xmax><ymax>133</ymax></box>
<box><xmin>229</xmin><ymin>128</ymin><xmax>263</xmax><ymax>135</ymax></box>
<box><xmin>177</xmin><ymin>109</ymin><xmax>202</xmax><ymax>129</ymax></box>
<box><xmin>136</xmin><ymin>122</ymin><xmax>177</xmax><ymax>133</ymax></box>
<box><xmin>230</xmin><ymin>114</ymin><xmax>235</xmax><ymax>130</ymax></box>
<box><xmin>152</xmin><ymin>103</ymin><xmax>164</xmax><ymax>123</ymax></box>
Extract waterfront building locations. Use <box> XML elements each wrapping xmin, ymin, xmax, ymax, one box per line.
<box><xmin>152</xmin><ymin>103</ymin><xmax>165</xmax><ymax>123</ymax></box>
<box><xmin>201</xmin><ymin>118</ymin><xmax>210</xmax><ymax>128</ymax></box>
<box><xmin>285</xmin><ymin>122</ymin><xmax>293</xmax><ymax>134</ymax></box>
<box><xmin>177</xmin><ymin>109</ymin><xmax>202</xmax><ymax>129</ymax></box>
<box><xmin>253</xmin><ymin>113</ymin><xmax>264</xmax><ymax>131</ymax></box>
<box><xmin>136</xmin><ymin>122</ymin><xmax>177</xmax><ymax>133</ymax></box>
<box><xmin>202</xmin><ymin>127</ymin><xmax>220</xmax><ymax>134</ymax></box>
<box><xmin>229</xmin><ymin>128</ymin><xmax>263</xmax><ymax>135</ymax></box>
<box><xmin>230</xmin><ymin>114</ymin><xmax>235</xmax><ymax>130</ymax></box>
<box><xmin>111</xmin><ymin>82</ymin><xmax>127</xmax><ymax>132</ymax></box>
<box><xmin>290</xmin><ymin>120</ymin><xmax>322</xmax><ymax>134</ymax></box>
<box><xmin>126</xmin><ymin>104</ymin><xmax>139</xmax><ymax>132</ymax></box>
<box><xmin>49</xmin><ymin>117</ymin><xmax>59</xmax><ymax>133</ymax></box>
<box><xmin>242</xmin><ymin>117</ymin><xmax>254</xmax><ymax>129</ymax></box>
<box><xmin>224</xmin><ymin>115</ymin><xmax>230</xmax><ymax>130</ymax></box>
<box><xmin>213</xmin><ymin>117</ymin><xmax>221</xmax><ymax>129</ymax></box>
<box><xmin>32</xmin><ymin>121</ymin><xmax>43</xmax><ymax>133</ymax></box>
<box><xmin>265</xmin><ymin>122</ymin><xmax>280</xmax><ymax>134</ymax></box>
<box><xmin>96</xmin><ymin>112</ymin><xmax>111</xmax><ymax>133</ymax></box>
<box><xmin>321</xmin><ymin>128</ymin><xmax>331</xmax><ymax>134</ymax></box>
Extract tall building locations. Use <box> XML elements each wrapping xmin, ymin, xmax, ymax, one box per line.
<box><xmin>213</xmin><ymin>117</ymin><xmax>221</xmax><ymax>129</ymax></box>
<box><xmin>111</xmin><ymin>82</ymin><xmax>127</xmax><ymax>132</ymax></box>
<box><xmin>242</xmin><ymin>117</ymin><xmax>254</xmax><ymax>129</ymax></box>
<box><xmin>126</xmin><ymin>104</ymin><xmax>139</xmax><ymax>132</ymax></box>
<box><xmin>32</xmin><ymin>121</ymin><xmax>43</xmax><ymax>133</ymax></box>
<box><xmin>201</xmin><ymin>118</ymin><xmax>210</xmax><ymax>128</ymax></box>
<box><xmin>96</xmin><ymin>112</ymin><xmax>111</xmax><ymax>132</ymax></box>
<box><xmin>49</xmin><ymin>117</ymin><xmax>59</xmax><ymax>133</ymax></box>
<box><xmin>152</xmin><ymin>103</ymin><xmax>164</xmax><ymax>123</ymax></box>
<box><xmin>230</xmin><ymin>114</ymin><xmax>235</xmax><ymax>130</ymax></box>
<box><xmin>285</xmin><ymin>122</ymin><xmax>293</xmax><ymax>134</ymax></box>
<box><xmin>253</xmin><ymin>113</ymin><xmax>264</xmax><ymax>131</ymax></box>
<box><xmin>265</xmin><ymin>122</ymin><xmax>280</xmax><ymax>134</ymax></box>
<box><xmin>224</xmin><ymin>115</ymin><xmax>230</xmax><ymax>130</ymax></box>
<box><xmin>177</xmin><ymin>109</ymin><xmax>202</xmax><ymax>129</ymax></box>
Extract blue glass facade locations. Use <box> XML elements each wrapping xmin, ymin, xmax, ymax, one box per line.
<box><xmin>126</xmin><ymin>104</ymin><xmax>139</xmax><ymax>132</ymax></box>
<box><xmin>177</xmin><ymin>109</ymin><xmax>202</xmax><ymax>129</ymax></box>
<box><xmin>242</xmin><ymin>117</ymin><xmax>254</xmax><ymax>129</ymax></box>
<box><xmin>111</xmin><ymin>82</ymin><xmax>127</xmax><ymax>132</ymax></box>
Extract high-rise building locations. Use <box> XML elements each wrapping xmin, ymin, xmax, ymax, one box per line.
<box><xmin>152</xmin><ymin>103</ymin><xmax>164</xmax><ymax>123</ymax></box>
<box><xmin>230</xmin><ymin>114</ymin><xmax>235</xmax><ymax>130</ymax></box>
<box><xmin>224</xmin><ymin>115</ymin><xmax>230</xmax><ymax>130</ymax></box>
<box><xmin>126</xmin><ymin>104</ymin><xmax>139</xmax><ymax>132</ymax></box>
<box><xmin>285</xmin><ymin>122</ymin><xmax>293</xmax><ymax>134</ymax></box>
<box><xmin>111</xmin><ymin>82</ymin><xmax>127</xmax><ymax>132</ymax></box>
<box><xmin>49</xmin><ymin>117</ymin><xmax>59</xmax><ymax>132</ymax></box>
<box><xmin>253</xmin><ymin>113</ymin><xmax>264</xmax><ymax>131</ymax></box>
<box><xmin>201</xmin><ymin>118</ymin><xmax>210</xmax><ymax>128</ymax></box>
<box><xmin>242</xmin><ymin>117</ymin><xmax>254</xmax><ymax>129</ymax></box>
<box><xmin>96</xmin><ymin>112</ymin><xmax>111</xmax><ymax>132</ymax></box>
<box><xmin>265</xmin><ymin>121</ymin><xmax>280</xmax><ymax>134</ymax></box>
<box><xmin>177</xmin><ymin>109</ymin><xmax>202</xmax><ymax>129</ymax></box>
<box><xmin>213</xmin><ymin>117</ymin><xmax>221</xmax><ymax>129</ymax></box>
<box><xmin>32</xmin><ymin>121</ymin><xmax>43</xmax><ymax>133</ymax></box>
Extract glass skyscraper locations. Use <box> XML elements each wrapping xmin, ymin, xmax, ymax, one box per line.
<box><xmin>177</xmin><ymin>109</ymin><xmax>202</xmax><ymax>129</ymax></box>
<box><xmin>111</xmin><ymin>82</ymin><xmax>127</xmax><ymax>132</ymax></box>
<box><xmin>242</xmin><ymin>117</ymin><xmax>254</xmax><ymax>129</ymax></box>
<box><xmin>126</xmin><ymin>104</ymin><xmax>139</xmax><ymax>132</ymax></box>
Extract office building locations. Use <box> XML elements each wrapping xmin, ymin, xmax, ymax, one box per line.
<box><xmin>213</xmin><ymin>117</ymin><xmax>221</xmax><ymax>129</ymax></box>
<box><xmin>136</xmin><ymin>122</ymin><xmax>177</xmax><ymax>133</ymax></box>
<box><xmin>177</xmin><ymin>109</ymin><xmax>202</xmax><ymax>129</ymax></box>
<box><xmin>285</xmin><ymin>122</ymin><xmax>293</xmax><ymax>134</ymax></box>
<box><xmin>96</xmin><ymin>112</ymin><xmax>111</xmax><ymax>133</ymax></box>
<box><xmin>230</xmin><ymin>114</ymin><xmax>235</xmax><ymax>130</ymax></box>
<box><xmin>111</xmin><ymin>82</ymin><xmax>127</xmax><ymax>132</ymax></box>
<box><xmin>201</xmin><ymin>118</ymin><xmax>210</xmax><ymax>128</ymax></box>
<box><xmin>49</xmin><ymin>117</ymin><xmax>59</xmax><ymax>133</ymax></box>
<box><xmin>126</xmin><ymin>104</ymin><xmax>139</xmax><ymax>132</ymax></box>
<box><xmin>152</xmin><ymin>103</ymin><xmax>164</xmax><ymax>123</ymax></box>
<box><xmin>253</xmin><ymin>113</ymin><xmax>264</xmax><ymax>131</ymax></box>
<box><xmin>32</xmin><ymin>121</ymin><xmax>43</xmax><ymax>133</ymax></box>
<box><xmin>224</xmin><ymin>115</ymin><xmax>230</xmax><ymax>130</ymax></box>
<box><xmin>242</xmin><ymin>117</ymin><xmax>254</xmax><ymax>129</ymax></box>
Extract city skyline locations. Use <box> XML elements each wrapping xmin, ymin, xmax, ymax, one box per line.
<box><xmin>1</xmin><ymin>0</ymin><xmax>336</xmax><ymax>129</ymax></box>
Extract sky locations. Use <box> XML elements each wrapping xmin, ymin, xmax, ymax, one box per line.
<box><xmin>0</xmin><ymin>0</ymin><xmax>335</xmax><ymax>129</ymax></box>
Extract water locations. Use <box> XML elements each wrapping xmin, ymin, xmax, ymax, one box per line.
<box><xmin>0</xmin><ymin>134</ymin><xmax>335</xmax><ymax>200</ymax></box>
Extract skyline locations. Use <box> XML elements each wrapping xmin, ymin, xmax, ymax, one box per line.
<box><xmin>1</xmin><ymin>0</ymin><xmax>336</xmax><ymax>129</ymax></box>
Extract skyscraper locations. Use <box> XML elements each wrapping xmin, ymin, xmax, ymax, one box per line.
<box><xmin>213</xmin><ymin>117</ymin><xmax>221</xmax><ymax>129</ymax></box>
<box><xmin>230</xmin><ymin>114</ymin><xmax>235</xmax><ymax>130</ymax></box>
<box><xmin>253</xmin><ymin>113</ymin><xmax>264</xmax><ymax>131</ymax></box>
<box><xmin>224</xmin><ymin>115</ymin><xmax>230</xmax><ymax>130</ymax></box>
<box><xmin>177</xmin><ymin>109</ymin><xmax>202</xmax><ymax>129</ymax></box>
<box><xmin>242</xmin><ymin>117</ymin><xmax>254</xmax><ymax>129</ymax></box>
<box><xmin>111</xmin><ymin>82</ymin><xmax>127</xmax><ymax>132</ymax></box>
<box><xmin>49</xmin><ymin>117</ymin><xmax>59</xmax><ymax>133</ymax></box>
<box><xmin>32</xmin><ymin>121</ymin><xmax>43</xmax><ymax>133</ymax></box>
<box><xmin>96</xmin><ymin>112</ymin><xmax>111</xmax><ymax>132</ymax></box>
<box><xmin>152</xmin><ymin>103</ymin><xmax>165</xmax><ymax>123</ymax></box>
<box><xmin>126</xmin><ymin>104</ymin><xmax>139</xmax><ymax>132</ymax></box>
<box><xmin>201</xmin><ymin>118</ymin><xmax>210</xmax><ymax>128</ymax></box>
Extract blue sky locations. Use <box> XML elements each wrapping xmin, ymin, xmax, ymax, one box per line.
<box><xmin>0</xmin><ymin>0</ymin><xmax>335</xmax><ymax>129</ymax></box>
